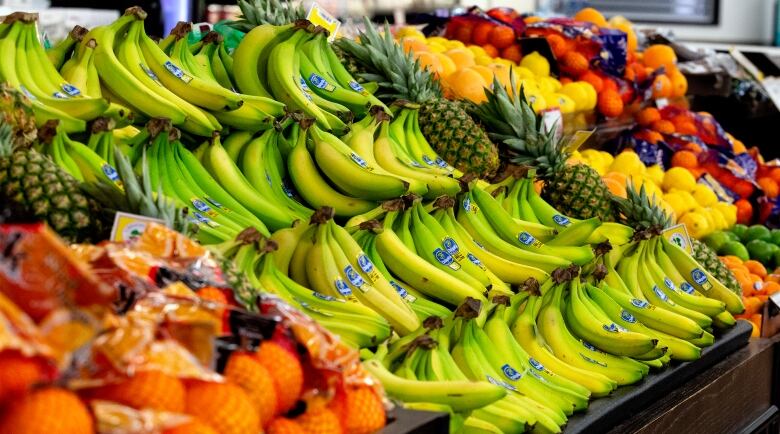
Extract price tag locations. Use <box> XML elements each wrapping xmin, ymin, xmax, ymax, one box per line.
<box><xmin>662</xmin><ymin>223</ymin><xmax>693</xmax><ymax>254</ymax></box>
<box><xmin>541</xmin><ymin>109</ymin><xmax>562</xmax><ymax>141</ymax></box>
<box><xmin>562</xmin><ymin>129</ymin><xmax>595</xmax><ymax>154</ymax></box>
<box><xmin>110</xmin><ymin>212</ymin><xmax>165</xmax><ymax>242</ymax></box>
<box><xmin>307</xmin><ymin>3</ymin><xmax>341</xmax><ymax>41</ymax></box>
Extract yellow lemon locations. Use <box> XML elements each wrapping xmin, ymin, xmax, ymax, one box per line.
<box><xmin>645</xmin><ymin>165</ymin><xmax>665</xmax><ymax>186</ymax></box>
<box><xmin>691</xmin><ymin>184</ymin><xmax>718</xmax><ymax>207</ymax></box>
<box><xmin>662</xmin><ymin>192</ymin><xmax>690</xmax><ymax>218</ymax></box>
<box><xmin>512</xmin><ymin>66</ymin><xmax>536</xmax><ymax>80</ymax></box>
<box><xmin>396</xmin><ymin>26</ymin><xmax>425</xmax><ymax>40</ymax></box>
<box><xmin>560</xmin><ymin>83</ymin><xmax>588</xmax><ymax>112</ymax></box>
<box><xmin>475</xmin><ymin>55</ymin><xmax>494</xmax><ymax>66</ymax></box>
<box><xmin>578</xmin><ymin>81</ymin><xmax>597</xmax><ymax>110</ymax></box>
<box><xmin>539</xmin><ymin>76</ymin><xmax>562</xmax><ymax>93</ymax></box>
<box><xmin>662</xmin><ymin>167</ymin><xmax>697</xmax><ymax>192</ymax></box>
<box><xmin>444</xmin><ymin>39</ymin><xmax>465</xmax><ymax>49</ymax></box>
<box><xmin>609</xmin><ymin>151</ymin><xmax>645</xmax><ymax>176</ymax></box>
<box><xmin>555</xmin><ymin>93</ymin><xmax>576</xmax><ymax>113</ymax></box>
<box><xmin>426</xmin><ymin>36</ymin><xmax>449</xmax><ymax>45</ymax></box>
<box><xmin>714</xmin><ymin>202</ymin><xmax>737</xmax><ymax>227</ymax></box>
<box><xmin>678</xmin><ymin>211</ymin><xmax>710</xmax><ymax>239</ymax></box>
<box><xmin>708</xmin><ymin>207</ymin><xmax>728</xmax><ymax>231</ymax></box>
<box><xmin>599</xmin><ymin>151</ymin><xmax>614</xmax><ymax>168</ymax></box>
<box><xmin>667</xmin><ymin>190</ymin><xmax>699</xmax><ymax>213</ymax></box>
<box><xmin>427</xmin><ymin>42</ymin><xmax>447</xmax><ymax>53</ymax></box>
<box><xmin>469</xmin><ymin>65</ymin><xmax>495</xmax><ymax>85</ymax></box>
<box><xmin>494</xmin><ymin>57</ymin><xmax>516</xmax><ymax>67</ymax></box>
<box><xmin>489</xmin><ymin>63</ymin><xmax>512</xmax><ymax>90</ymax></box>
<box><xmin>658</xmin><ymin>198</ymin><xmax>677</xmax><ymax>220</ymax></box>
<box><xmin>467</xmin><ymin>45</ymin><xmax>488</xmax><ymax>58</ymax></box>
<box><xmin>520</xmin><ymin>51</ymin><xmax>551</xmax><ymax>77</ymax></box>
<box><xmin>525</xmin><ymin>90</ymin><xmax>547</xmax><ymax>111</ymax></box>
<box><xmin>543</xmin><ymin>93</ymin><xmax>559</xmax><ymax>109</ymax></box>
<box><xmin>445</xmin><ymin>48</ymin><xmax>476</xmax><ymax>69</ymax></box>
<box><xmin>434</xmin><ymin>52</ymin><xmax>457</xmax><ymax>78</ymax></box>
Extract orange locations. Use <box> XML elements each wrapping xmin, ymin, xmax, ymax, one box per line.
<box><xmin>597</xmin><ymin>89</ymin><xmax>623</xmax><ymax>117</ymax></box>
<box><xmin>445</xmin><ymin>48</ymin><xmax>476</xmax><ymax>69</ymax></box>
<box><xmin>0</xmin><ymin>388</ymin><xmax>94</xmax><ymax>434</ymax></box>
<box><xmin>643</xmin><ymin>44</ymin><xmax>677</xmax><ymax>71</ymax></box>
<box><xmin>546</xmin><ymin>34</ymin><xmax>571</xmax><ymax>58</ymax></box>
<box><xmin>671</xmin><ymin>150</ymin><xmax>698</xmax><ymax>169</ymax></box>
<box><xmin>764</xmin><ymin>281</ymin><xmax>780</xmax><ymax>294</ymax></box>
<box><xmin>650</xmin><ymin>119</ymin><xmax>675</xmax><ymax>134</ymax></box>
<box><xmin>674</xmin><ymin>120</ymin><xmax>697</xmax><ymax>135</ymax></box>
<box><xmin>489</xmin><ymin>26</ymin><xmax>516</xmax><ymax>49</ymax></box>
<box><xmin>770</xmin><ymin>167</ymin><xmax>780</xmax><ymax>183</ymax></box>
<box><xmin>574</xmin><ymin>7</ymin><xmax>608</xmax><ymax>27</ymax></box>
<box><xmin>401</xmin><ymin>38</ymin><xmax>428</xmax><ymax>55</ymax></box>
<box><xmin>293</xmin><ymin>406</ymin><xmax>343</xmax><ymax>434</ymax></box>
<box><xmin>603</xmin><ymin>177</ymin><xmax>627</xmax><ymax>198</ymax></box>
<box><xmin>651</xmin><ymin>74</ymin><xmax>672</xmax><ymax>99</ymax></box>
<box><xmin>444</xmin><ymin>68</ymin><xmax>488</xmax><ymax>103</ymax></box>
<box><xmin>749</xmin><ymin>320</ymin><xmax>761</xmax><ymax>337</ymax></box>
<box><xmin>579</xmin><ymin>71</ymin><xmax>604</xmax><ymax>92</ymax></box>
<box><xmin>764</xmin><ymin>273</ymin><xmax>780</xmax><ymax>284</ymax></box>
<box><xmin>453</xmin><ymin>25</ymin><xmax>473</xmax><ymax>44</ymax></box>
<box><xmin>0</xmin><ymin>351</ymin><xmax>45</xmax><ymax>406</ymax></box>
<box><xmin>267</xmin><ymin>418</ymin><xmax>306</xmax><ymax>434</ymax></box>
<box><xmin>602</xmin><ymin>78</ymin><xmax>619</xmax><ymax>92</ymax></box>
<box><xmin>472</xmin><ymin>22</ymin><xmax>495</xmax><ymax>46</ymax></box>
<box><xmin>164</xmin><ymin>421</ymin><xmax>219</xmax><ymax>434</ymax></box>
<box><xmin>743</xmin><ymin>296</ymin><xmax>763</xmax><ymax>316</ymax></box>
<box><xmin>501</xmin><ymin>44</ymin><xmax>522</xmax><ymax>64</ymax></box>
<box><xmin>668</xmin><ymin>68</ymin><xmax>688</xmax><ymax>97</ymax></box>
<box><xmin>560</xmin><ymin>51</ymin><xmax>589</xmax><ymax>76</ymax></box>
<box><xmin>434</xmin><ymin>52</ymin><xmax>457</xmax><ymax>78</ymax></box>
<box><xmin>758</xmin><ymin>177</ymin><xmax>779</xmax><ymax>198</ymax></box>
<box><xmin>733</xmin><ymin>180</ymin><xmax>755</xmax><ymax>198</ymax></box>
<box><xmin>635</xmin><ymin>129</ymin><xmax>663</xmax><ymax>144</ymax></box>
<box><xmin>482</xmin><ymin>43</ymin><xmax>499</xmax><ymax>57</ymax></box>
<box><xmin>135</xmin><ymin>223</ymin><xmax>176</xmax><ymax>257</ymax></box>
<box><xmin>224</xmin><ymin>352</ymin><xmax>278</xmax><ymax>427</ymax></box>
<box><xmin>628</xmin><ymin>62</ymin><xmax>648</xmax><ymax>83</ymax></box>
<box><xmin>414</xmin><ymin>52</ymin><xmax>443</xmax><ymax>77</ymax></box>
<box><xmin>329</xmin><ymin>386</ymin><xmax>386</xmax><ymax>434</ymax></box>
<box><xmin>735</xmin><ymin>199</ymin><xmax>754</xmax><ymax>224</ymax></box>
<box><xmin>469</xmin><ymin>65</ymin><xmax>495</xmax><ymax>85</ymax></box>
<box><xmin>719</xmin><ymin>255</ymin><xmax>744</xmax><ymax>268</ymax></box>
<box><xmin>198</xmin><ymin>286</ymin><xmax>229</xmax><ymax>304</ymax></box>
<box><xmin>745</xmin><ymin>260</ymin><xmax>768</xmax><ymax>278</ymax></box>
<box><xmin>636</xmin><ymin>107</ymin><xmax>661</xmax><ymax>126</ymax></box>
<box><xmin>88</xmin><ymin>370</ymin><xmax>185</xmax><ymax>413</ymax></box>
<box><xmin>255</xmin><ymin>341</ymin><xmax>304</xmax><ymax>414</ymax></box>
<box><xmin>186</xmin><ymin>382</ymin><xmax>260</xmax><ymax>434</ymax></box>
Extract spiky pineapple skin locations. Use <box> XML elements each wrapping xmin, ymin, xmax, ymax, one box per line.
<box><xmin>0</xmin><ymin>148</ymin><xmax>102</xmax><ymax>243</ymax></box>
<box><xmin>542</xmin><ymin>163</ymin><xmax>615</xmax><ymax>221</ymax></box>
<box><xmin>692</xmin><ymin>238</ymin><xmax>741</xmax><ymax>296</ymax></box>
<box><xmin>0</xmin><ymin>84</ymin><xmax>37</xmax><ymax>147</ymax></box>
<box><xmin>418</xmin><ymin>99</ymin><xmax>499</xmax><ymax>177</ymax></box>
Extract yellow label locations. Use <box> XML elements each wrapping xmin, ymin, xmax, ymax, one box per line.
<box><xmin>110</xmin><ymin>212</ymin><xmax>165</xmax><ymax>242</ymax></box>
<box><xmin>663</xmin><ymin>224</ymin><xmax>693</xmax><ymax>254</ymax></box>
<box><xmin>562</xmin><ymin>129</ymin><xmax>595</xmax><ymax>154</ymax></box>
<box><xmin>307</xmin><ymin>3</ymin><xmax>341</xmax><ymax>41</ymax></box>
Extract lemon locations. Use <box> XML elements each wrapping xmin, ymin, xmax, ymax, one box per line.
<box><xmin>714</xmin><ymin>202</ymin><xmax>737</xmax><ymax>227</ymax></box>
<box><xmin>525</xmin><ymin>91</ymin><xmax>547</xmax><ymax>111</ymax></box>
<box><xmin>494</xmin><ymin>57</ymin><xmax>515</xmax><ymax>67</ymax></box>
<box><xmin>691</xmin><ymin>184</ymin><xmax>718</xmax><ymax>207</ymax></box>
<box><xmin>427</xmin><ymin>42</ymin><xmax>446</xmax><ymax>53</ymax></box>
<box><xmin>578</xmin><ymin>81</ymin><xmax>597</xmax><ymax>110</ymax></box>
<box><xmin>427</xmin><ymin>36</ymin><xmax>449</xmax><ymax>45</ymax></box>
<box><xmin>679</xmin><ymin>211</ymin><xmax>710</xmax><ymax>239</ymax></box>
<box><xmin>444</xmin><ymin>39</ymin><xmax>465</xmax><ymax>49</ymax></box>
<box><xmin>476</xmin><ymin>56</ymin><xmax>494</xmax><ymax>66</ymax></box>
<box><xmin>708</xmin><ymin>207</ymin><xmax>728</xmax><ymax>231</ymax></box>
<box><xmin>609</xmin><ymin>151</ymin><xmax>645</xmax><ymax>176</ymax></box>
<box><xmin>560</xmin><ymin>83</ymin><xmax>588</xmax><ymax>112</ymax></box>
<box><xmin>396</xmin><ymin>27</ymin><xmax>425</xmax><ymax>39</ymax></box>
<box><xmin>517</xmin><ymin>78</ymin><xmax>540</xmax><ymax>93</ymax></box>
<box><xmin>662</xmin><ymin>167</ymin><xmax>697</xmax><ymax>192</ymax></box>
<box><xmin>520</xmin><ymin>52</ymin><xmax>550</xmax><ymax>77</ymax></box>
<box><xmin>663</xmin><ymin>192</ymin><xmax>693</xmax><ymax>217</ymax></box>
<box><xmin>632</xmin><ymin>176</ymin><xmax>663</xmax><ymax>200</ymax></box>
<box><xmin>467</xmin><ymin>45</ymin><xmax>488</xmax><ymax>57</ymax></box>
<box><xmin>599</xmin><ymin>151</ymin><xmax>614</xmax><ymax>168</ymax></box>
<box><xmin>645</xmin><ymin>165</ymin><xmax>665</xmax><ymax>186</ymax></box>
<box><xmin>512</xmin><ymin>66</ymin><xmax>536</xmax><ymax>80</ymax></box>
<box><xmin>543</xmin><ymin>93</ymin><xmax>560</xmax><ymax>109</ymax></box>
<box><xmin>434</xmin><ymin>52</ymin><xmax>457</xmax><ymax>78</ymax></box>
<box><xmin>539</xmin><ymin>76</ymin><xmax>562</xmax><ymax>93</ymax></box>
<box><xmin>658</xmin><ymin>198</ymin><xmax>677</xmax><ymax>220</ymax></box>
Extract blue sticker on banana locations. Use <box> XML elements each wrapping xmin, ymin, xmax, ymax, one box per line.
<box><xmin>501</xmin><ymin>364</ymin><xmax>522</xmax><ymax>381</ymax></box>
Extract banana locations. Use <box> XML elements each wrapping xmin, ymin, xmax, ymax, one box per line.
<box><xmin>59</xmin><ymin>37</ymin><xmax>93</xmax><ymax>94</ymax></box>
<box><xmin>223</xmin><ymin>130</ymin><xmax>254</xmax><ymax>162</ymax></box>
<box><xmin>135</xmin><ymin>17</ymin><xmax>244</xmax><ymax>112</ymax></box>
<box><xmin>660</xmin><ymin>236</ymin><xmax>745</xmax><ymax>314</ymax></box>
<box><xmin>41</xmin><ymin>123</ymin><xmax>83</xmax><ymax>180</ymax></box>
<box><xmin>615</xmin><ymin>243</ymin><xmax>648</xmax><ymax>299</ymax></box>
<box><xmin>386</xmin><ymin>109</ymin><xmax>446</xmax><ymax>176</ymax></box>
<box><xmin>47</xmin><ymin>25</ymin><xmax>87</xmax><ymax>69</ymax></box>
<box><xmin>564</xmin><ymin>278</ymin><xmax>659</xmax><ymax>357</ymax></box>
<box><xmin>343</xmin><ymin>113</ymin><xmax>428</xmax><ymax>196</ymax></box>
<box><xmin>646</xmin><ymin>238</ymin><xmax>726</xmax><ymax>317</ymax></box>
<box><xmin>201</xmin><ymin>133</ymin><xmax>296</xmax><ymax>230</ymax></box>
<box><xmin>373</xmin><ymin>120</ymin><xmax>462</xmax><ymax>198</ymax></box>
<box><xmin>405</xmin><ymin>109</ymin><xmax>456</xmax><ymax>173</ymax></box>
<box><xmin>62</xmin><ymin>133</ymin><xmax>122</xmax><ymax>188</ymax></box>
<box><xmin>586</xmin><ymin>284</ymin><xmax>702</xmax><ymax>361</ymax></box>
<box><xmin>514</xmin><ymin>177</ymin><xmax>541</xmax><ymax>223</ymax></box>
<box><xmin>287</xmin><ymin>122</ymin><xmax>377</xmax><ymax>217</ymax></box>
<box><xmin>547</xmin><ymin>217</ymin><xmax>602</xmax><ymax>247</ymax></box>
<box><xmin>511</xmin><ymin>295</ymin><xmax>617</xmax><ymax>397</ymax></box>
<box><xmin>374</xmin><ymin>211</ymin><xmax>487</xmax><ymax>306</ymax></box>
<box><xmin>306</xmin><ymin>222</ymin><xmax>356</xmax><ymax>300</ymax></box>
<box><xmin>587</xmin><ymin>222</ymin><xmax>634</xmax><ymax>245</ymax></box>
<box><xmin>326</xmin><ymin>220</ymin><xmax>421</xmax><ymax>335</ymax></box>
<box><xmin>363</xmin><ymin>358</ymin><xmax>506</xmax><ymax>412</ymax></box>
<box><xmin>525</xmin><ymin>176</ymin><xmax>580</xmax><ymax>230</ymax></box>
<box><xmin>288</xmin><ymin>225</ymin><xmax>316</xmax><ymax>287</ymax></box>
<box><xmin>118</xmin><ymin>22</ymin><xmax>220</xmax><ymax>136</ymax></box>
<box><xmin>207</xmin><ymin>35</ymin><xmax>235</xmax><ymax>91</ymax></box>
<box><xmin>232</xmin><ymin>23</ymin><xmax>295</xmax><ymax>98</ymax></box>
<box><xmin>456</xmin><ymin>194</ymin><xmax>572</xmax><ymax>272</ymax></box>
<box><xmin>599</xmin><ymin>282</ymin><xmax>705</xmax><ymax>340</ymax></box>
<box><xmin>310</xmin><ymin>125</ymin><xmax>409</xmax><ymax>200</ymax></box>
<box><xmin>191</xmin><ymin>32</ymin><xmax>222</xmax><ymax>84</ymax></box>
<box><xmin>86</xmin><ymin>11</ymin><xmax>188</xmax><ymax>125</ymax></box>
<box><xmin>211</xmin><ymin>103</ymin><xmax>277</xmax><ymax>132</ymax></box>
<box><xmin>537</xmin><ymin>284</ymin><xmax>647</xmax><ymax>385</ymax></box>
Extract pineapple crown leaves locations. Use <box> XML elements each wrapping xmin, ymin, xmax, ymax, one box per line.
<box><xmin>613</xmin><ymin>183</ymin><xmax>672</xmax><ymax>231</ymax></box>
<box><xmin>334</xmin><ymin>18</ymin><xmax>442</xmax><ymax>103</ymax></box>
<box><xmin>229</xmin><ymin>0</ymin><xmax>307</xmax><ymax>31</ymax></box>
<box><xmin>0</xmin><ymin>121</ymin><xmax>14</xmax><ymax>158</ymax></box>
<box><xmin>469</xmin><ymin>74</ymin><xmax>565</xmax><ymax>179</ymax></box>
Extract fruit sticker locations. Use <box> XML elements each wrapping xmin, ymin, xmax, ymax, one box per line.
<box><xmin>518</xmin><ymin>232</ymin><xmax>542</xmax><ymax>248</ymax></box>
<box><xmin>442</xmin><ymin>237</ymin><xmax>466</xmax><ymax>262</ymax></box>
<box><xmin>501</xmin><ymin>364</ymin><xmax>522</xmax><ymax>381</ymax></box>
<box><xmin>486</xmin><ymin>375</ymin><xmax>517</xmax><ymax>391</ymax></box>
<box><xmin>552</xmin><ymin>215</ymin><xmax>571</xmax><ymax>227</ymax></box>
<box><xmin>680</xmin><ymin>282</ymin><xmax>695</xmax><ymax>294</ymax></box>
<box><xmin>422</xmin><ymin>155</ymin><xmax>436</xmax><ymax>166</ymax></box>
<box><xmin>463</xmin><ymin>198</ymin><xmax>472</xmax><ymax>212</ymax></box>
<box><xmin>691</xmin><ymin>268</ymin><xmax>708</xmax><ymax>285</ymax></box>
<box><xmin>579</xmin><ymin>354</ymin><xmax>608</xmax><ymax>367</ymax></box>
<box><xmin>312</xmin><ymin>292</ymin><xmax>337</xmax><ymax>301</ymax></box>
<box><xmin>349</xmin><ymin>152</ymin><xmax>369</xmax><ymax>169</ymax></box>
<box><xmin>344</xmin><ymin>265</ymin><xmax>367</xmax><ymax>291</ymax></box>
<box><xmin>348</xmin><ymin>80</ymin><xmax>367</xmax><ymax>95</ymax></box>
<box><xmin>467</xmin><ymin>253</ymin><xmax>486</xmax><ymax>269</ymax></box>
<box><xmin>664</xmin><ymin>277</ymin><xmax>675</xmax><ymax>291</ymax></box>
<box><xmin>60</xmin><ymin>83</ymin><xmax>81</xmax><ymax>97</ymax></box>
<box><xmin>433</xmin><ymin>247</ymin><xmax>461</xmax><ymax>270</ymax></box>
<box><xmin>140</xmin><ymin>63</ymin><xmax>159</xmax><ymax>82</ymax></box>
<box><xmin>357</xmin><ymin>254</ymin><xmax>382</xmax><ymax>283</ymax></box>
<box><xmin>653</xmin><ymin>285</ymin><xmax>670</xmax><ymax>302</ymax></box>
<box><xmin>631</xmin><ymin>298</ymin><xmax>649</xmax><ymax>308</ymax></box>
<box><xmin>602</xmin><ymin>323</ymin><xmax>620</xmax><ymax>333</ymax></box>
<box><xmin>164</xmin><ymin>61</ymin><xmax>193</xmax><ymax>83</ymax></box>
<box><xmin>101</xmin><ymin>164</ymin><xmax>124</xmax><ymax>190</ymax></box>
<box><xmin>308</xmin><ymin>73</ymin><xmax>336</xmax><ymax>92</ymax></box>
<box><xmin>390</xmin><ymin>280</ymin><xmax>417</xmax><ymax>302</ymax></box>
<box><xmin>334</xmin><ymin>278</ymin><xmax>353</xmax><ymax>297</ymax></box>
<box><xmin>620</xmin><ymin>310</ymin><xmax>637</xmax><ymax>323</ymax></box>
<box><xmin>529</xmin><ymin>358</ymin><xmax>545</xmax><ymax>372</ymax></box>
<box><xmin>190</xmin><ymin>198</ymin><xmax>218</xmax><ymax>218</ymax></box>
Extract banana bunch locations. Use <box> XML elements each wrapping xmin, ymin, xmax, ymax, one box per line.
<box><xmin>0</xmin><ymin>13</ymin><xmax>113</xmax><ymax>133</ymax></box>
<box><xmin>232</xmin><ymin>20</ymin><xmax>385</xmax><ymax>132</ymax></box>
<box><xmin>37</xmin><ymin>119</ymin><xmax>123</xmax><ymax>189</ymax></box>
<box><xmin>491</xmin><ymin>172</ymin><xmax>635</xmax><ymax>246</ymax></box>
<box><xmin>46</xmin><ymin>25</ymin><xmax>87</xmax><ymax>70</ymax></box>
<box><xmin>283</xmin><ymin>207</ymin><xmax>421</xmax><ymax>335</ymax></box>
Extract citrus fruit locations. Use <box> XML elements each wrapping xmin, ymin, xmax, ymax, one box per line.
<box><xmin>329</xmin><ymin>386</ymin><xmax>387</xmax><ymax>434</ymax></box>
<box><xmin>679</xmin><ymin>211</ymin><xmax>710</xmax><ymax>239</ymax></box>
<box><xmin>714</xmin><ymin>202</ymin><xmax>738</xmax><ymax>227</ymax></box>
<box><xmin>609</xmin><ymin>150</ymin><xmax>645</xmax><ymax>175</ymax></box>
<box><xmin>579</xmin><ymin>71</ymin><xmax>604</xmax><ymax>92</ymax></box>
<box><xmin>401</xmin><ymin>38</ymin><xmax>428</xmax><ymax>54</ymax></box>
<box><xmin>469</xmin><ymin>65</ymin><xmax>495</xmax><ymax>85</ymax></box>
<box><xmin>414</xmin><ymin>52</ymin><xmax>443</xmax><ymax>77</ymax></box>
<box><xmin>489</xmin><ymin>26</ymin><xmax>516</xmax><ymax>49</ymax></box>
<box><xmin>255</xmin><ymin>340</ymin><xmax>305</xmax><ymax>414</ymax></box>
<box><xmin>224</xmin><ymin>352</ymin><xmax>278</xmax><ymax>427</ymax></box>
<box><xmin>597</xmin><ymin>89</ymin><xmax>623</xmax><ymax>117</ymax></box>
<box><xmin>758</xmin><ymin>177</ymin><xmax>779</xmax><ymax>198</ymax></box>
<box><xmin>747</xmin><ymin>239</ymin><xmax>775</xmax><ymax>264</ymax></box>
<box><xmin>164</xmin><ymin>421</ymin><xmax>219</xmax><ymax>434</ymax></box>
<box><xmin>745</xmin><ymin>225</ymin><xmax>772</xmax><ymax>242</ymax></box>
<box><xmin>267</xmin><ymin>419</ymin><xmax>306</xmax><ymax>434</ymax></box>
<box><xmin>691</xmin><ymin>184</ymin><xmax>718</xmax><ymax>206</ymax></box>
<box><xmin>704</xmin><ymin>232</ymin><xmax>732</xmax><ymax>253</ymax></box>
<box><xmin>481</xmin><ymin>43</ymin><xmax>499</xmax><ymax>57</ymax></box>
<box><xmin>651</xmin><ymin>74</ymin><xmax>673</xmax><ymax>99</ymax></box>
<box><xmin>396</xmin><ymin>27</ymin><xmax>425</xmax><ymax>40</ymax></box>
<box><xmin>645</xmin><ymin>164</ymin><xmax>665</xmax><ymax>186</ymax></box>
<box><xmin>643</xmin><ymin>44</ymin><xmax>677</xmax><ymax>71</ymax></box>
<box><xmin>293</xmin><ymin>406</ymin><xmax>342</xmax><ymax>434</ymax></box>
<box><xmin>662</xmin><ymin>167</ymin><xmax>697</xmax><ymax>192</ymax></box>
<box><xmin>519</xmin><ymin>52</ymin><xmax>550</xmax><ymax>77</ymax></box>
<box><xmin>546</xmin><ymin>33</ymin><xmax>571</xmax><ymax>58</ymax></box>
<box><xmin>452</xmin><ymin>25</ymin><xmax>473</xmax><ymax>44</ymax></box>
<box><xmin>467</xmin><ymin>44</ymin><xmax>488</xmax><ymax>57</ymax></box>
<box><xmin>671</xmin><ymin>150</ymin><xmax>698</xmax><ymax>169</ymax></box>
<box><xmin>744</xmin><ymin>260</ymin><xmax>768</xmax><ymax>278</ymax></box>
<box><xmin>553</xmin><ymin>93</ymin><xmax>576</xmax><ymax>113</ymax></box>
<box><xmin>445</xmin><ymin>68</ymin><xmax>488</xmax><ymax>103</ymax></box>
<box><xmin>471</xmin><ymin>22</ymin><xmax>495</xmax><ymax>46</ymax></box>
<box><xmin>186</xmin><ymin>382</ymin><xmax>260</xmax><ymax>434</ymax></box>
<box><xmin>559</xmin><ymin>82</ymin><xmax>588</xmax><ymax>111</ymax></box>
<box><xmin>475</xmin><ymin>55</ymin><xmax>494</xmax><ymax>66</ymax></box>
<box><xmin>433</xmin><ymin>52</ymin><xmax>456</xmax><ymax>78</ymax></box>
<box><xmin>0</xmin><ymin>388</ymin><xmax>94</xmax><ymax>434</ymax></box>
<box><xmin>636</xmin><ymin>107</ymin><xmax>661</xmax><ymax>126</ymax></box>
<box><xmin>501</xmin><ymin>44</ymin><xmax>522</xmax><ymax>64</ymax></box>
<box><xmin>560</xmin><ymin>51</ymin><xmax>589</xmax><ymax>76</ymax></box>
<box><xmin>88</xmin><ymin>370</ymin><xmax>185</xmax><ymax>413</ymax></box>
<box><xmin>0</xmin><ymin>352</ymin><xmax>45</xmax><ymax>406</ymax></box>
<box><xmin>721</xmin><ymin>241</ymin><xmax>750</xmax><ymax>261</ymax></box>
<box><xmin>574</xmin><ymin>7</ymin><xmax>608</xmax><ymax>26</ymax></box>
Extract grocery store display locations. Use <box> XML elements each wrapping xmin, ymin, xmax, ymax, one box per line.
<box><xmin>0</xmin><ymin>1</ymin><xmax>774</xmax><ymax>433</ymax></box>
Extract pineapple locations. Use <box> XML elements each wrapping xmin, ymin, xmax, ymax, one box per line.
<box><xmin>471</xmin><ymin>79</ymin><xmax>615</xmax><ymax>220</ymax></box>
<box><xmin>336</xmin><ymin>19</ymin><xmax>499</xmax><ymax>178</ymax></box>
<box><xmin>0</xmin><ymin>121</ymin><xmax>104</xmax><ymax>243</ymax></box>
<box><xmin>614</xmin><ymin>184</ymin><xmax>742</xmax><ymax>295</ymax></box>
<box><xmin>0</xmin><ymin>84</ymin><xmax>37</xmax><ymax>148</ymax></box>
<box><xmin>229</xmin><ymin>0</ymin><xmax>306</xmax><ymax>30</ymax></box>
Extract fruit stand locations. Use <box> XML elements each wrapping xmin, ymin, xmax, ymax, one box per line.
<box><xmin>0</xmin><ymin>1</ymin><xmax>778</xmax><ymax>433</ymax></box>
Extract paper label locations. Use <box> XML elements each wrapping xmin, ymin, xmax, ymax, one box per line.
<box><xmin>309</xmin><ymin>73</ymin><xmax>336</xmax><ymax>92</ymax></box>
<box><xmin>663</xmin><ymin>224</ymin><xmax>693</xmax><ymax>254</ymax></box>
<box><xmin>164</xmin><ymin>61</ymin><xmax>193</xmax><ymax>83</ymax></box>
<box><xmin>306</xmin><ymin>2</ymin><xmax>341</xmax><ymax>41</ymax></box>
<box><xmin>561</xmin><ymin>129</ymin><xmax>595</xmax><ymax>153</ymax></box>
<box><xmin>110</xmin><ymin>212</ymin><xmax>165</xmax><ymax>242</ymax></box>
